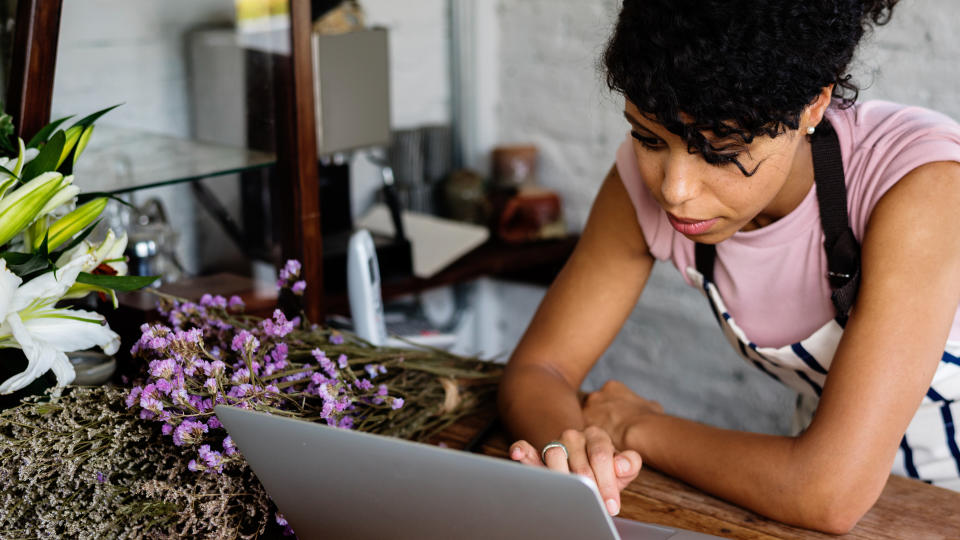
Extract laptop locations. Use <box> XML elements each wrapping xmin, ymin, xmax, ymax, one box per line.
<box><xmin>215</xmin><ymin>405</ymin><xmax>725</xmax><ymax>540</ymax></box>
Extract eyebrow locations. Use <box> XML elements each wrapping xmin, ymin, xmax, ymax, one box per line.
<box><xmin>623</xmin><ymin>111</ymin><xmax>657</xmax><ymax>135</ymax></box>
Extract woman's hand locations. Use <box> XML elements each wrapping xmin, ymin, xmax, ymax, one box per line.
<box><xmin>508</xmin><ymin>426</ymin><xmax>642</xmax><ymax>516</ymax></box>
<box><xmin>581</xmin><ymin>380</ymin><xmax>664</xmax><ymax>449</ymax></box>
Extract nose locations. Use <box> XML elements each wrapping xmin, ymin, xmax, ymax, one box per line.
<box><xmin>659</xmin><ymin>151</ymin><xmax>703</xmax><ymax>208</ymax></box>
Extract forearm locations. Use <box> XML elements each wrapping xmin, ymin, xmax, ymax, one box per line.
<box><xmin>625</xmin><ymin>413</ymin><xmax>868</xmax><ymax>533</ymax></box>
<box><xmin>498</xmin><ymin>362</ymin><xmax>584</xmax><ymax>449</ymax></box>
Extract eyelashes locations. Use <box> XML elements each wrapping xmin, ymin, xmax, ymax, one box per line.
<box><xmin>630</xmin><ymin>130</ymin><xmax>748</xmax><ymax>170</ymax></box>
<box><xmin>630</xmin><ymin>130</ymin><xmax>664</xmax><ymax>150</ymax></box>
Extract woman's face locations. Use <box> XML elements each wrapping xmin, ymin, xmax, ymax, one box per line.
<box><xmin>624</xmin><ymin>100</ymin><xmax>811</xmax><ymax>243</ymax></box>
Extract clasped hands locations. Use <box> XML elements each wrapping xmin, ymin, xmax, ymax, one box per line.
<box><xmin>508</xmin><ymin>380</ymin><xmax>663</xmax><ymax>516</ymax></box>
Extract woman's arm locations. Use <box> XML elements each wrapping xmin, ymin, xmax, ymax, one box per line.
<box><xmin>498</xmin><ymin>164</ymin><xmax>655</xmax><ymax>507</ymax></box>
<box><xmin>586</xmin><ymin>160</ymin><xmax>960</xmax><ymax>533</ymax></box>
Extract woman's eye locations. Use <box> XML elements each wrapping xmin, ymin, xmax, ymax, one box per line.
<box><xmin>630</xmin><ymin>131</ymin><xmax>663</xmax><ymax>150</ymax></box>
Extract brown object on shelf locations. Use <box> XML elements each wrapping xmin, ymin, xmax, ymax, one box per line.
<box><xmin>497</xmin><ymin>186</ymin><xmax>566</xmax><ymax>244</ymax></box>
<box><xmin>436</xmin><ymin>413</ymin><xmax>960</xmax><ymax>540</ymax></box>
<box><xmin>491</xmin><ymin>144</ymin><xmax>538</xmax><ymax>188</ymax></box>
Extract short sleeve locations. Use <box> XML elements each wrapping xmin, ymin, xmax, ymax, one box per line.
<box><xmin>829</xmin><ymin>102</ymin><xmax>960</xmax><ymax>240</ymax></box>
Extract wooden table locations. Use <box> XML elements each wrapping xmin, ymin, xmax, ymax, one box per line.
<box><xmin>435</xmin><ymin>415</ymin><xmax>960</xmax><ymax>539</ymax></box>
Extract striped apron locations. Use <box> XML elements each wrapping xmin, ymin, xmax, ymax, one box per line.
<box><xmin>687</xmin><ymin>262</ymin><xmax>960</xmax><ymax>491</ymax></box>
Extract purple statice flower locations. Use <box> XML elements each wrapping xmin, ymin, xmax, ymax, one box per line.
<box><xmin>269</xmin><ymin>343</ymin><xmax>288</xmax><ymax>365</ymax></box>
<box><xmin>125</xmin><ymin>386</ymin><xmax>143</xmax><ymax>408</ymax></box>
<box><xmin>377</xmin><ymin>384</ymin><xmax>388</xmax><ymax>397</ymax></box>
<box><xmin>364</xmin><ymin>364</ymin><xmax>381</xmax><ymax>379</ymax></box>
<box><xmin>205</xmin><ymin>360</ymin><xmax>226</xmax><ymax>377</ymax></box>
<box><xmin>174</xmin><ymin>327</ymin><xmax>204</xmax><ymax>345</ymax></box>
<box><xmin>173</xmin><ymin>420</ymin><xmax>208</xmax><ymax>446</ymax></box>
<box><xmin>227</xmin><ymin>383</ymin><xmax>255</xmax><ymax>399</ymax></box>
<box><xmin>276</xmin><ymin>513</ymin><xmax>288</xmax><ymax>527</ymax></box>
<box><xmin>155</xmin><ymin>378</ymin><xmax>174</xmax><ymax>395</ymax></box>
<box><xmin>390</xmin><ymin>397</ymin><xmax>405</xmax><ymax>410</ymax></box>
<box><xmin>310</xmin><ymin>372</ymin><xmax>328</xmax><ymax>386</ymax></box>
<box><xmin>140</xmin><ymin>384</ymin><xmax>164</xmax><ymax>414</ymax></box>
<box><xmin>291</xmin><ymin>280</ymin><xmax>306</xmax><ymax>296</ymax></box>
<box><xmin>261</xmin><ymin>309</ymin><xmax>295</xmax><ymax>338</ymax></box>
<box><xmin>337</xmin><ymin>416</ymin><xmax>353</xmax><ymax>429</ymax></box>
<box><xmin>354</xmin><ymin>379</ymin><xmax>373</xmax><ymax>391</ymax></box>
<box><xmin>265</xmin><ymin>384</ymin><xmax>280</xmax><ymax>395</ymax></box>
<box><xmin>335</xmin><ymin>396</ymin><xmax>352</xmax><ymax>412</ymax></box>
<box><xmin>316</xmin><ymin>383</ymin><xmax>333</xmax><ymax>400</ymax></box>
<box><xmin>208</xmin><ymin>416</ymin><xmax>222</xmax><ymax>429</ymax></box>
<box><xmin>200</xmin><ymin>294</ymin><xmax>228</xmax><ymax>309</ymax></box>
<box><xmin>149</xmin><ymin>358</ymin><xmax>177</xmax><ymax>379</ymax></box>
<box><xmin>279</xmin><ymin>260</ymin><xmax>301</xmax><ymax>281</ymax></box>
<box><xmin>231</xmin><ymin>330</ymin><xmax>260</xmax><ymax>354</ymax></box>
<box><xmin>320</xmin><ymin>400</ymin><xmax>335</xmax><ymax>420</ymax></box>
<box><xmin>337</xmin><ymin>354</ymin><xmax>348</xmax><ymax>369</ymax></box>
<box><xmin>330</xmin><ymin>333</ymin><xmax>344</xmax><ymax>345</ymax></box>
<box><xmin>96</xmin><ymin>472</ymin><xmax>106</xmax><ymax>484</ymax></box>
<box><xmin>139</xmin><ymin>410</ymin><xmax>155</xmax><ymax>420</ymax></box>
<box><xmin>223</xmin><ymin>435</ymin><xmax>237</xmax><ymax>456</ymax></box>
<box><xmin>187</xmin><ymin>459</ymin><xmax>201</xmax><ymax>472</ymax></box>
<box><xmin>203</xmin><ymin>378</ymin><xmax>218</xmax><ymax>394</ymax></box>
<box><xmin>171</xmin><ymin>388</ymin><xmax>191</xmax><ymax>407</ymax></box>
<box><xmin>228</xmin><ymin>295</ymin><xmax>245</xmax><ymax>311</ymax></box>
<box><xmin>230</xmin><ymin>368</ymin><xmax>251</xmax><ymax>384</ymax></box>
<box><xmin>197</xmin><ymin>444</ymin><xmax>225</xmax><ymax>473</ymax></box>
<box><xmin>161</xmin><ymin>424</ymin><xmax>173</xmax><ymax>436</ymax></box>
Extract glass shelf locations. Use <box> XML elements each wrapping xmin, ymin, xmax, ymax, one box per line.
<box><xmin>71</xmin><ymin>124</ymin><xmax>276</xmax><ymax>195</ymax></box>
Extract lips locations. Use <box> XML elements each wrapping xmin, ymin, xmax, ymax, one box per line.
<box><xmin>666</xmin><ymin>213</ymin><xmax>718</xmax><ymax>235</ymax></box>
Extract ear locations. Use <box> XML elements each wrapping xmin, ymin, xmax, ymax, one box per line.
<box><xmin>803</xmin><ymin>85</ymin><xmax>834</xmax><ymax>128</ymax></box>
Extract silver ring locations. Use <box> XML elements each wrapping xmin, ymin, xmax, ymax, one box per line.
<box><xmin>540</xmin><ymin>441</ymin><xmax>569</xmax><ymax>464</ymax></box>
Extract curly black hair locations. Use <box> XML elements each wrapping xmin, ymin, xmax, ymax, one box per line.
<box><xmin>603</xmin><ymin>0</ymin><xmax>900</xmax><ymax>175</ymax></box>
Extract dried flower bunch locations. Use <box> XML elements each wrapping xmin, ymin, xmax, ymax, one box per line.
<box><xmin>0</xmin><ymin>386</ymin><xmax>274</xmax><ymax>538</ymax></box>
<box><xmin>0</xmin><ymin>262</ymin><xmax>502</xmax><ymax>537</ymax></box>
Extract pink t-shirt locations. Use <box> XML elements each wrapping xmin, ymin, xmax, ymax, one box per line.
<box><xmin>616</xmin><ymin>100</ymin><xmax>960</xmax><ymax>347</ymax></box>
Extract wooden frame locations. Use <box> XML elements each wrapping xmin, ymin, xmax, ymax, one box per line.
<box><xmin>5</xmin><ymin>0</ymin><xmax>327</xmax><ymax>322</ymax></box>
<box><xmin>5</xmin><ymin>0</ymin><xmax>62</xmax><ymax>140</ymax></box>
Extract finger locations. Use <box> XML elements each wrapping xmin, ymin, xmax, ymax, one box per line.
<box><xmin>543</xmin><ymin>443</ymin><xmax>571</xmax><ymax>474</ymax></box>
<box><xmin>583</xmin><ymin>426</ymin><xmax>621</xmax><ymax>516</ymax></box>
<box><xmin>565</xmin><ymin>430</ymin><xmax>597</xmax><ymax>485</ymax></box>
<box><xmin>614</xmin><ymin>449</ymin><xmax>643</xmax><ymax>490</ymax></box>
<box><xmin>509</xmin><ymin>440</ymin><xmax>543</xmax><ymax>467</ymax></box>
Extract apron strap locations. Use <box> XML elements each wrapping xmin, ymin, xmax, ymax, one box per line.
<box><xmin>694</xmin><ymin>118</ymin><xmax>861</xmax><ymax>325</ymax></box>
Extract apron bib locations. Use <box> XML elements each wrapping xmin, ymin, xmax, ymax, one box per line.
<box><xmin>691</xmin><ymin>120</ymin><xmax>960</xmax><ymax>490</ymax></box>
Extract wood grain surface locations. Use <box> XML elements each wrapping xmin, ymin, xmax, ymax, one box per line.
<box><xmin>435</xmin><ymin>415</ymin><xmax>960</xmax><ymax>539</ymax></box>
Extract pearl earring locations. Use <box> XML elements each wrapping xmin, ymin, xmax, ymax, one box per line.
<box><xmin>806</xmin><ymin>126</ymin><xmax>816</xmax><ymax>135</ymax></box>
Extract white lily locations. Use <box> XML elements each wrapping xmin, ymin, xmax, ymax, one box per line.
<box><xmin>56</xmin><ymin>229</ymin><xmax>129</xmax><ymax>307</ymax></box>
<box><xmin>0</xmin><ymin>255</ymin><xmax>120</xmax><ymax>394</ymax></box>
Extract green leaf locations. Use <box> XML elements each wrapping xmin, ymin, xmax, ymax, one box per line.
<box><xmin>3</xmin><ymin>250</ymin><xmax>51</xmax><ymax>276</ymax></box>
<box><xmin>71</xmin><ymin>104</ymin><xmax>122</xmax><ymax>129</ymax></box>
<box><xmin>26</xmin><ymin>115</ymin><xmax>74</xmax><ymax>149</ymax></box>
<box><xmin>20</xmin><ymin>131</ymin><xmax>65</xmax><ymax>182</ymax></box>
<box><xmin>0</xmin><ymin>164</ymin><xmax>19</xmax><ymax>180</ymax></box>
<box><xmin>77</xmin><ymin>191</ymin><xmax>134</xmax><ymax>208</ymax></box>
<box><xmin>76</xmin><ymin>272</ymin><xmax>157</xmax><ymax>291</ymax></box>
<box><xmin>0</xmin><ymin>251</ymin><xmax>34</xmax><ymax>265</ymax></box>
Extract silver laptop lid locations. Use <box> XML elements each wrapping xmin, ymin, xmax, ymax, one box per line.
<box><xmin>215</xmin><ymin>404</ymin><xmax>621</xmax><ymax>540</ymax></box>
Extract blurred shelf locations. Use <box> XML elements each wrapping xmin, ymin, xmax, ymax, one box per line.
<box><xmin>72</xmin><ymin>124</ymin><xmax>276</xmax><ymax>195</ymax></box>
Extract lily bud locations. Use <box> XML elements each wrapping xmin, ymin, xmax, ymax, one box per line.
<box><xmin>58</xmin><ymin>126</ymin><xmax>84</xmax><ymax>168</ymax></box>
<box><xmin>45</xmin><ymin>197</ymin><xmax>108</xmax><ymax>250</ymax></box>
<box><xmin>0</xmin><ymin>172</ymin><xmax>65</xmax><ymax>246</ymax></box>
<box><xmin>73</xmin><ymin>125</ymin><xmax>95</xmax><ymax>166</ymax></box>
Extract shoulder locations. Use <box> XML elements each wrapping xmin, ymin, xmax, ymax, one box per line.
<box><xmin>827</xmin><ymin>101</ymin><xmax>960</xmax><ymax>239</ymax></box>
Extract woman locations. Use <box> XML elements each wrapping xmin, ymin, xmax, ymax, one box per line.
<box><xmin>498</xmin><ymin>0</ymin><xmax>960</xmax><ymax>533</ymax></box>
